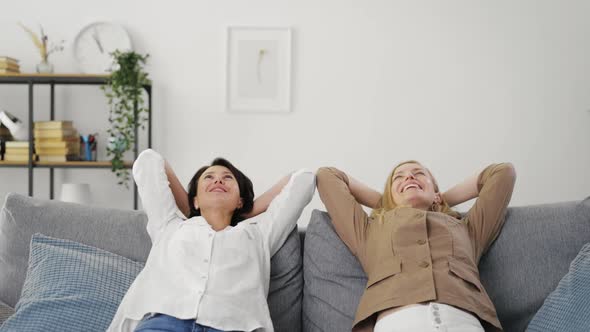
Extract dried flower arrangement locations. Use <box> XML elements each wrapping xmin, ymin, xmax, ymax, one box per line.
<box><xmin>19</xmin><ymin>23</ymin><xmax>64</xmax><ymax>72</ymax></box>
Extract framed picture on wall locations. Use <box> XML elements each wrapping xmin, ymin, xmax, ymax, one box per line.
<box><xmin>226</xmin><ymin>27</ymin><xmax>292</xmax><ymax>113</ymax></box>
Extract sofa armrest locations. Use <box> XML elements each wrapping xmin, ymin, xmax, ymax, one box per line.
<box><xmin>0</xmin><ymin>299</ymin><xmax>15</xmax><ymax>325</ymax></box>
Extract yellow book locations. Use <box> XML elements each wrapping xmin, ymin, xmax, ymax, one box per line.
<box><xmin>34</xmin><ymin>121</ymin><xmax>74</xmax><ymax>130</ymax></box>
<box><xmin>0</xmin><ymin>69</ymin><xmax>20</xmax><ymax>74</ymax></box>
<box><xmin>35</xmin><ymin>137</ymin><xmax>79</xmax><ymax>144</ymax></box>
<box><xmin>36</xmin><ymin>146</ymin><xmax>79</xmax><ymax>155</ymax></box>
<box><xmin>37</xmin><ymin>154</ymin><xmax>79</xmax><ymax>162</ymax></box>
<box><xmin>4</xmin><ymin>154</ymin><xmax>34</xmax><ymax>162</ymax></box>
<box><xmin>0</xmin><ymin>63</ymin><xmax>19</xmax><ymax>70</ymax></box>
<box><xmin>0</xmin><ymin>56</ymin><xmax>18</xmax><ymax>63</ymax></box>
<box><xmin>5</xmin><ymin>141</ymin><xmax>30</xmax><ymax>148</ymax></box>
<box><xmin>0</xmin><ymin>61</ymin><xmax>18</xmax><ymax>69</ymax></box>
<box><xmin>4</xmin><ymin>148</ymin><xmax>30</xmax><ymax>155</ymax></box>
<box><xmin>35</xmin><ymin>141</ymin><xmax>79</xmax><ymax>149</ymax></box>
<box><xmin>33</xmin><ymin>128</ymin><xmax>77</xmax><ymax>139</ymax></box>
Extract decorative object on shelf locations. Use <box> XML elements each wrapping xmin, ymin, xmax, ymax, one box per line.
<box><xmin>73</xmin><ymin>22</ymin><xmax>133</xmax><ymax>74</ymax></box>
<box><xmin>80</xmin><ymin>134</ymin><xmax>98</xmax><ymax>161</ymax></box>
<box><xmin>226</xmin><ymin>27</ymin><xmax>292</xmax><ymax>113</ymax></box>
<box><xmin>0</xmin><ymin>110</ymin><xmax>28</xmax><ymax>140</ymax></box>
<box><xmin>19</xmin><ymin>23</ymin><xmax>64</xmax><ymax>74</ymax></box>
<box><xmin>60</xmin><ymin>183</ymin><xmax>92</xmax><ymax>205</ymax></box>
<box><xmin>101</xmin><ymin>50</ymin><xmax>150</xmax><ymax>187</ymax></box>
<box><xmin>0</xmin><ymin>56</ymin><xmax>20</xmax><ymax>74</ymax></box>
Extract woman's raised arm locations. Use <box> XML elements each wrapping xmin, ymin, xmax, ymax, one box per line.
<box><xmin>348</xmin><ymin>175</ymin><xmax>382</xmax><ymax>209</ymax></box>
<box><xmin>316</xmin><ymin>167</ymin><xmax>370</xmax><ymax>257</ymax></box>
<box><xmin>441</xmin><ymin>169</ymin><xmax>482</xmax><ymax>207</ymax></box>
<box><xmin>242</xmin><ymin>173</ymin><xmax>292</xmax><ymax>219</ymax></box>
<box><xmin>164</xmin><ymin>160</ymin><xmax>190</xmax><ymax>218</ymax></box>
<box><xmin>462</xmin><ymin>163</ymin><xmax>516</xmax><ymax>258</ymax></box>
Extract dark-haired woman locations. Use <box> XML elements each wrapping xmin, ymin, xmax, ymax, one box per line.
<box><xmin>108</xmin><ymin>149</ymin><xmax>315</xmax><ymax>332</ymax></box>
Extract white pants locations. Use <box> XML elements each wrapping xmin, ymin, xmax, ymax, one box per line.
<box><xmin>374</xmin><ymin>303</ymin><xmax>485</xmax><ymax>332</ymax></box>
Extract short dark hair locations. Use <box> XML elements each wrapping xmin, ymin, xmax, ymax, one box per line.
<box><xmin>187</xmin><ymin>158</ymin><xmax>254</xmax><ymax>226</ymax></box>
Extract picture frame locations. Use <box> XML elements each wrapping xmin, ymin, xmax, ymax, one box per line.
<box><xmin>226</xmin><ymin>27</ymin><xmax>292</xmax><ymax>113</ymax></box>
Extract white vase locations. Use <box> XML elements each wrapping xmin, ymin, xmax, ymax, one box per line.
<box><xmin>36</xmin><ymin>59</ymin><xmax>54</xmax><ymax>74</ymax></box>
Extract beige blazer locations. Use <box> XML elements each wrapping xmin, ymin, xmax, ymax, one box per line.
<box><xmin>316</xmin><ymin>164</ymin><xmax>516</xmax><ymax>332</ymax></box>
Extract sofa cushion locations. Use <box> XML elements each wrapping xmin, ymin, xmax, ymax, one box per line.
<box><xmin>0</xmin><ymin>233</ymin><xmax>144</xmax><ymax>332</ymax></box>
<box><xmin>0</xmin><ymin>193</ymin><xmax>151</xmax><ymax>308</ymax></box>
<box><xmin>302</xmin><ymin>210</ymin><xmax>366</xmax><ymax>332</ymax></box>
<box><xmin>479</xmin><ymin>198</ymin><xmax>590</xmax><ymax>332</ymax></box>
<box><xmin>268</xmin><ymin>226</ymin><xmax>303</xmax><ymax>332</ymax></box>
<box><xmin>303</xmin><ymin>198</ymin><xmax>590</xmax><ymax>332</ymax></box>
<box><xmin>525</xmin><ymin>242</ymin><xmax>590</xmax><ymax>332</ymax></box>
<box><xmin>0</xmin><ymin>300</ymin><xmax>14</xmax><ymax>327</ymax></box>
<box><xmin>0</xmin><ymin>193</ymin><xmax>303</xmax><ymax>331</ymax></box>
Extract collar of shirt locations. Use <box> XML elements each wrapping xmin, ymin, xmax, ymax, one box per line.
<box><xmin>183</xmin><ymin>215</ymin><xmax>234</xmax><ymax>232</ymax></box>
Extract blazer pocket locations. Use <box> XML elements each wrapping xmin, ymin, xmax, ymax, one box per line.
<box><xmin>448</xmin><ymin>256</ymin><xmax>483</xmax><ymax>292</ymax></box>
<box><xmin>366</xmin><ymin>256</ymin><xmax>401</xmax><ymax>288</ymax></box>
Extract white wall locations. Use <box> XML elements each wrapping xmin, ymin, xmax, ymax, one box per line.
<box><xmin>1</xmin><ymin>0</ymin><xmax>589</xmax><ymax>226</ymax></box>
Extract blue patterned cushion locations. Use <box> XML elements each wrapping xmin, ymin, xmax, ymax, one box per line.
<box><xmin>526</xmin><ymin>242</ymin><xmax>590</xmax><ymax>332</ymax></box>
<box><xmin>0</xmin><ymin>233</ymin><xmax>144</xmax><ymax>332</ymax></box>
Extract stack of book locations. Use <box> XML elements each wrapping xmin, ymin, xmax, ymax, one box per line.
<box><xmin>34</xmin><ymin>121</ymin><xmax>80</xmax><ymax>162</ymax></box>
<box><xmin>4</xmin><ymin>141</ymin><xmax>32</xmax><ymax>162</ymax></box>
<box><xmin>0</xmin><ymin>57</ymin><xmax>20</xmax><ymax>74</ymax></box>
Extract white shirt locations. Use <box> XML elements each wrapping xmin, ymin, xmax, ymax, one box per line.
<box><xmin>107</xmin><ymin>149</ymin><xmax>315</xmax><ymax>332</ymax></box>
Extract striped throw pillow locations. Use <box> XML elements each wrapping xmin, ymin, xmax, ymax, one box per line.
<box><xmin>526</xmin><ymin>242</ymin><xmax>590</xmax><ymax>332</ymax></box>
<box><xmin>0</xmin><ymin>233</ymin><xmax>143</xmax><ymax>332</ymax></box>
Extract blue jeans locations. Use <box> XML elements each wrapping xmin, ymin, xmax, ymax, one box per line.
<box><xmin>134</xmin><ymin>313</ymin><xmax>239</xmax><ymax>332</ymax></box>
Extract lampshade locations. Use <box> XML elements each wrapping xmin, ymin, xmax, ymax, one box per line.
<box><xmin>0</xmin><ymin>110</ymin><xmax>28</xmax><ymax>141</ymax></box>
<box><xmin>60</xmin><ymin>183</ymin><xmax>92</xmax><ymax>205</ymax></box>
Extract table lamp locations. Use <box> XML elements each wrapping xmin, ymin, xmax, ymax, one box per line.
<box><xmin>60</xmin><ymin>183</ymin><xmax>92</xmax><ymax>205</ymax></box>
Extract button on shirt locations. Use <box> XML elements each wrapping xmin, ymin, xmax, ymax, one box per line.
<box><xmin>107</xmin><ymin>149</ymin><xmax>315</xmax><ymax>332</ymax></box>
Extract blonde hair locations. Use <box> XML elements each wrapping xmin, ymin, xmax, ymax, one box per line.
<box><xmin>370</xmin><ymin>160</ymin><xmax>460</xmax><ymax>221</ymax></box>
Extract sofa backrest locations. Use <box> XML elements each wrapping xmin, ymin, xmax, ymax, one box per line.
<box><xmin>0</xmin><ymin>192</ymin><xmax>151</xmax><ymax>308</ymax></box>
<box><xmin>302</xmin><ymin>198</ymin><xmax>590</xmax><ymax>332</ymax></box>
<box><xmin>479</xmin><ymin>198</ymin><xmax>590</xmax><ymax>332</ymax></box>
<box><xmin>0</xmin><ymin>193</ymin><xmax>303</xmax><ymax>332</ymax></box>
<box><xmin>302</xmin><ymin>210</ymin><xmax>366</xmax><ymax>332</ymax></box>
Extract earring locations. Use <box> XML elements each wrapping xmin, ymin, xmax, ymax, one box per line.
<box><xmin>431</xmin><ymin>203</ymin><xmax>439</xmax><ymax>212</ymax></box>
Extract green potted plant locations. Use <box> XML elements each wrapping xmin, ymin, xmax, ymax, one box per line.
<box><xmin>101</xmin><ymin>50</ymin><xmax>150</xmax><ymax>187</ymax></box>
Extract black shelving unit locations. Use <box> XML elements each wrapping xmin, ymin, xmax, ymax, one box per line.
<box><xmin>0</xmin><ymin>74</ymin><xmax>152</xmax><ymax>209</ymax></box>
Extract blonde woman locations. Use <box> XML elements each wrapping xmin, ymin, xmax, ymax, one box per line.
<box><xmin>316</xmin><ymin>161</ymin><xmax>516</xmax><ymax>332</ymax></box>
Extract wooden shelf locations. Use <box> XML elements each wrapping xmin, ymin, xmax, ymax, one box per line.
<box><xmin>0</xmin><ymin>160</ymin><xmax>133</xmax><ymax>168</ymax></box>
<box><xmin>0</xmin><ymin>73</ymin><xmax>110</xmax><ymax>85</ymax></box>
<box><xmin>0</xmin><ymin>73</ymin><xmax>110</xmax><ymax>78</ymax></box>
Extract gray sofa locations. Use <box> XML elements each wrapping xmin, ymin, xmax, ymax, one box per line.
<box><xmin>0</xmin><ymin>192</ymin><xmax>589</xmax><ymax>331</ymax></box>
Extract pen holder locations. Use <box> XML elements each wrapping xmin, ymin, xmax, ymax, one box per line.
<box><xmin>80</xmin><ymin>134</ymin><xmax>97</xmax><ymax>161</ymax></box>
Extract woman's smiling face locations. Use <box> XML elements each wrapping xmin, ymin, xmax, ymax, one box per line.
<box><xmin>390</xmin><ymin>162</ymin><xmax>440</xmax><ymax>210</ymax></box>
<box><xmin>194</xmin><ymin>165</ymin><xmax>243</xmax><ymax>212</ymax></box>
